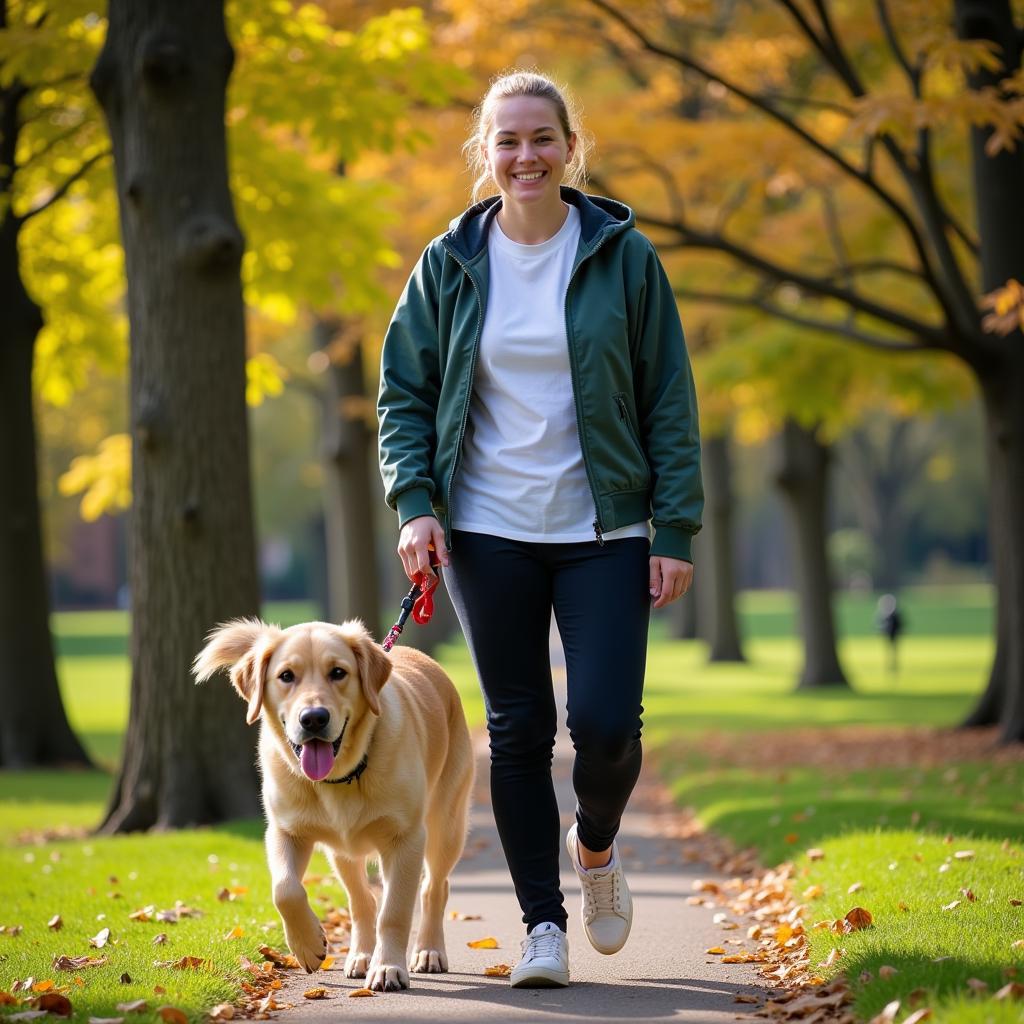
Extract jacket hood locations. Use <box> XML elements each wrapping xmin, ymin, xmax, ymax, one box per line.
<box><xmin>443</xmin><ymin>186</ymin><xmax>635</xmax><ymax>263</ymax></box>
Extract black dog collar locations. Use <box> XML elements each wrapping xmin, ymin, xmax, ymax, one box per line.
<box><xmin>322</xmin><ymin>754</ymin><xmax>369</xmax><ymax>785</ymax></box>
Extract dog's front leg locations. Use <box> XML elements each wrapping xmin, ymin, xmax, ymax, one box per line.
<box><xmin>325</xmin><ymin>851</ymin><xmax>377</xmax><ymax>979</ymax></box>
<box><xmin>266</xmin><ymin>826</ymin><xmax>326</xmax><ymax>973</ymax></box>
<box><xmin>366</xmin><ymin>827</ymin><xmax>426</xmax><ymax>992</ymax></box>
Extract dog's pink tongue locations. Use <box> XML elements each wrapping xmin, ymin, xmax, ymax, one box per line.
<box><xmin>300</xmin><ymin>740</ymin><xmax>335</xmax><ymax>781</ymax></box>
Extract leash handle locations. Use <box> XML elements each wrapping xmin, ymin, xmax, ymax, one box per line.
<box><xmin>382</xmin><ymin>546</ymin><xmax>442</xmax><ymax>652</ymax></box>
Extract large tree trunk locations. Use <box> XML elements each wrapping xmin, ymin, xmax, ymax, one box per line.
<box><xmin>91</xmin><ymin>0</ymin><xmax>262</xmax><ymax>830</ymax></box>
<box><xmin>955</xmin><ymin>0</ymin><xmax>1024</xmax><ymax>740</ymax></box>
<box><xmin>774</xmin><ymin>419</ymin><xmax>849</xmax><ymax>689</ymax></box>
<box><xmin>0</xmin><ymin>66</ymin><xmax>92</xmax><ymax>769</ymax></box>
<box><xmin>699</xmin><ymin>433</ymin><xmax>744</xmax><ymax>662</ymax></box>
<box><xmin>316</xmin><ymin>319</ymin><xmax>382</xmax><ymax>638</ymax></box>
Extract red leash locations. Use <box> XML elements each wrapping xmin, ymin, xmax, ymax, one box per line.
<box><xmin>382</xmin><ymin>548</ymin><xmax>441</xmax><ymax>652</ymax></box>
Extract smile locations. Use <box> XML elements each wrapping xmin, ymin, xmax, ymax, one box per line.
<box><xmin>512</xmin><ymin>171</ymin><xmax>545</xmax><ymax>181</ymax></box>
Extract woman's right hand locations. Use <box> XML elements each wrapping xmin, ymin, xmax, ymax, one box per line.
<box><xmin>397</xmin><ymin>516</ymin><xmax>449</xmax><ymax>582</ymax></box>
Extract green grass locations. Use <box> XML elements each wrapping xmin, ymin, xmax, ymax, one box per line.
<box><xmin>794</xmin><ymin>832</ymin><xmax>1024</xmax><ymax>1023</ymax></box>
<box><xmin>0</xmin><ymin>829</ymin><xmax>345</xmax><ymax>1022</ymax></box>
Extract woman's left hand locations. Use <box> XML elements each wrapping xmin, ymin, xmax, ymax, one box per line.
<box><xmin>649</xmin><ymin>556</ymin><xmax>694</xmax><ymax>608</ymax></box>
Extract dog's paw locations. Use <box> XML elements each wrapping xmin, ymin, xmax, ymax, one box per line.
<box><xmin>410</xmin><ymin>948</ymin><xmax>448</xmax><ymax>973</ymax></box>
<box><xmin>283</xmin><ymin>914</ymin><xmax>327</xmax><ymax>974</ymax></box>
<box><xmin>344</xmin><ymin>951</ymin><xmax>371</xmax><ymax>978</ymax></box>
<box><xmin>366</xmin><ymin>963</ymin><xmax>409</xmax><ymax>992</ymax></box>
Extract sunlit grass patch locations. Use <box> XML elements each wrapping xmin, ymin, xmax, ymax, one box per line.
<box><xmin>797</xmin><ymin>831</ymin><xmax>1024</xmax><ymax>1023</ymax></box>
<box><xmin>0</xmin><ymin>830</ymin><xmax>343</xmax><ymax>1024</ymax></box>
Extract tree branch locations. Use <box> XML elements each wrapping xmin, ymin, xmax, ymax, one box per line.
<box><xmin>875</xmin><ymin>0</ymin><xmax>922</xmax><ymax>95</ymax></box>
<box><xmin>644</xmin><ymin>207</ymin><xmax>948</xmax><ymax>345</ymax></box>
<box><xmin>673</xmin><ymin>286</ymin><xmax>928</xmax><ymax>353</ymax></box>
<box><xmin>19</xmin><ymin>149</ymin><xmax>110</xmax><ymax>223</ymax></box>
<box><xmin>18</xmin><ymin>123</ymin><xmax>85</xmax><ymax>170</ymax></box>
<box><xmin>585</xmin><ymin>0</ymin><xmax>957</xmax><ymax>339</ymax></box>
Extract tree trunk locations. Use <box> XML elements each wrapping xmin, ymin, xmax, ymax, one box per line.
<box><xmin>955</xmin><ymin>0</ymin><xmax>1024</xmax><ymax>739</ymax></box>
<box><xmin>975</xmin><ymin>362</ymin><xmax>1024</xmax><ymax>741</ymax></box>
<box><xmin>700</xmin><ymin>433</ymin><xmax>744</xmax><ymax>662</ymax></box>
<box><xmin>91</xmin><ymin>0</ymin><xmax>262</xmax><ymax>830</ymax></box>
<box><xmin>773</xmin><ymin>419</ymin><xmax>849</xmax><ymax>688</ymax></box>
<box><xmin>316</xmin><ymin>319</ymin><xmax>382</xmax><ymax>638</ymax></box>
<box><xmin>0</xmin><ymin>69</ymin><xmax>92</xmax><ymax>769</ymax></box>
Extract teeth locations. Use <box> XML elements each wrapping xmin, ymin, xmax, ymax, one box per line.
<box><xmin>514</xmin><ymin>171</ymin><xmax>544</xmax><ymax>180</ymax></box>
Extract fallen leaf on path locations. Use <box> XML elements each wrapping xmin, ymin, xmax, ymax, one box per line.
<box><xmin>302</xmin><ymin>989</ymin><xmax>328</xmax><ymax>1000</ymax></box>
<box><xmin>320</xmin><ymin>957</ymin><xmax>334</xmax><ymax>970</ymax></box>
<box><xmin>347</xmin><ymin>989</ymin><xmax>375</xmax><ymax>998</ymax></box>
<box><xmin>208</xmin><ymin>1004</ymin><xmax>234</xmax><ymax>1020</ymax></box>
<box><xmin>705</xmin><ymin>946</ymin><xmax>726</xmax><ymax>955</ymax></box>
<box><xmin>483</xmin><ymin>964</ymin><xmax>511</xmax><ymax>977</ymax></box>
<box><xmin>449</xmin><ymin>911</ymin><xmax>482</xmax><ymax>921</ymax></box>
<box><xmin>733</xmin><ymin>994</ymin><xmax>759</xmax><ymax>1004</ymax></box>
<box><xmin>467</xmin><ymin>937</ymin><xmax>499</xmax><ymax>949</ymax></box>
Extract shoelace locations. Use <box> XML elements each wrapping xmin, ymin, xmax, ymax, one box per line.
<box><xmin>521</xmin><ymin>929</ymin><xmax>564</xmax><ymax>963</ymax></box>
<box><xmin>581</xmin><ymin>867</ymin><xmax>620</xmax><ymax>922</ymax></box>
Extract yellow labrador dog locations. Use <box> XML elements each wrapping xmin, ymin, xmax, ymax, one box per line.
<box><xmin>193</xmin><ymin>618</ymin><xmax>473</xmax><ymax>992</ymax></box>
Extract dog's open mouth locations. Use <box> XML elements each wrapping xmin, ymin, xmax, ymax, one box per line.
<box><xmin>291</xmin><ymin>719</ymin><xmax>347</xmax><ymax>782</ymax></box>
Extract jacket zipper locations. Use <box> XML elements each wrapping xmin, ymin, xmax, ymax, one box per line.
<box><xmin>564</xmin><ymin>232</ymin><xmax>613</xmax><ymax>546</ymax></box>
<box><xmin>442</xmin><ymin>244</ymin><xmax>484</xmax><ymax>550</ymax></box>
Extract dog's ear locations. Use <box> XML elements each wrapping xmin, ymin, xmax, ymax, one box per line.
<box><xmin>192</xmin><ymin>618</ymin><xmax>279</xmax><ymax>725</ymax></box>
<box><xmin>341</xmin><ymin>621</ymin><xmax>392</xmax><ymax>717</ymax></box>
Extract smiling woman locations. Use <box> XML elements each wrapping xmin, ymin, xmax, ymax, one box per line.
<box><xmin>377</xmin><ymin>68</ymin><xmax>703</xmax><ymax>989</ymax></box>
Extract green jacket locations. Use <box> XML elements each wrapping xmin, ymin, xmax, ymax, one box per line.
<box><xmin>377</xmin><ymin>187</ymin><xmax>703</xmax><ymax>561</ymax></box>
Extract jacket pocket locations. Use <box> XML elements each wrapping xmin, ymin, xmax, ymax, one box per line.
<box><xmin>613</xmin><ymin>392</ymin><xmax>646</xmax><ymax>464</ymax></box>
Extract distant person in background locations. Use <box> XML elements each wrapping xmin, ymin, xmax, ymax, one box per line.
<box><xmin>876</xmin><ymin>593</ymin><xmax>904</xmax><ymax>677</ymax></box>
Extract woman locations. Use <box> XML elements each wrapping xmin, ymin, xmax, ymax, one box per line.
<box><xmin>377</xmin><ymin>70</ymin><xmax>702</xmax><ymax>988</ymax></box>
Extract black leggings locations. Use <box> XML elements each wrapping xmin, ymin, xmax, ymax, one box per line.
<box><xmin>444</xmin><ymin>530</ymin><xmax>650</xmax><ymax>932</ymax></box>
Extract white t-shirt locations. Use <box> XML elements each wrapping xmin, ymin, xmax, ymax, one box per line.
<box><xmin>450</xmin><ymin>204</ymin><xmax>649</xmax><ymax>544</ymax></box>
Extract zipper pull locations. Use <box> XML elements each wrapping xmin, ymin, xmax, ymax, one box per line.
<box><xmin>593</xmin><ymin>517</ymin><xmax>605</xmax><ymax>547</ymax></box>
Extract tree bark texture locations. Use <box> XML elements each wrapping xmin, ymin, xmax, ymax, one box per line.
<box><xmin>91</xmin><ymin>0</ymin><xmax>262</xmax><ymax>830</ymax></box>
<box><xmin>698</xmin><ymin>434</ymin><xmax>745</xmax><ymax>662</ymax></box>
<box><xmin>316</xmin><ymin>320</ymin><xmax>382</xmax><ymax>639</ymax></box>
<box><xmin>0</xmin><ymin>67</ymin><xmax>92</xmax><ymax>769</ymax></box>
<box><xmin>955</xmin><ymin>0</ymin><xmax>1024</xmax><ymax>740</ymax></box>
<box><xmin>774</xmin><ymin>420</ymin><xmax>849</xmax><ymax>689</ymax></box>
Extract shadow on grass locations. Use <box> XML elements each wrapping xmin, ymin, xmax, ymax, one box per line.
<box><xmin>55</xmin><ymin>633</ymin><xmax>129</xmax><ymax>658</ymax></box>
<box><xmin>0</xmin><ymin>769</ymin><xmax>112</xmax><ymax>805</ymax></box>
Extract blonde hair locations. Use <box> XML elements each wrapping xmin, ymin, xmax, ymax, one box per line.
<box><xmin>463</xmin><ymin>70</ymin><xmax>591</xmax><ymax>204</ymax></box>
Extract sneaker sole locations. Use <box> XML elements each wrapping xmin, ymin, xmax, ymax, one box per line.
<box><xmin>510</xmin><ymin>966</ymin><xmax>570</xmax><ymax>988</ymax></box>
<box><xmin>566</xmin><ymin>826</ymin><xmax>633</xmax><ymax>955</ymax></box>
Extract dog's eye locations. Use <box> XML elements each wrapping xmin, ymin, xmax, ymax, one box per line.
<box><xmin>278</xmin><ymin>669</ymin><xmax>295</xmax><ymax>684</ymax></box>
<box><xmin>328</xmin><ymin>667</ymin><xmax>347</xmax><ymax>681</ymax></box>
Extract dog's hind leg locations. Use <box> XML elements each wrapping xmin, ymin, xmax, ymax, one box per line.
<box><xmin>411</xmin><ymin>750</ymin><xmax>474</xmax><ymax>974</ymax></box>
<box><xmin>326</xmin><ymin>850</ymin><xmax>377</xmax><ymax>979</ymax></box>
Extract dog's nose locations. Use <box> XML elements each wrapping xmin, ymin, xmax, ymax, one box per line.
<box><xmin>298</xmin><ymin>706</ymin><xmax>330</xmax><ymax>733</ymax></box>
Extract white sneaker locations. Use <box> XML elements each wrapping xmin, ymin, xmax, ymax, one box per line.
<box><xmin>509</xmin><ymin>921</ymin><xmax>569</xmax><ymax>988</ymax></box>
<box><xmin>566</xmin><ymin>823</ymin><xmax>633</xmax><ymax>954</ymax></box>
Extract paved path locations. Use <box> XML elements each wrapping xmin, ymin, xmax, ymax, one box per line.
<box><xmin>276</xmin><ymin>644</ymin><xmax>767</xmax><ymax>1022</ymax></box>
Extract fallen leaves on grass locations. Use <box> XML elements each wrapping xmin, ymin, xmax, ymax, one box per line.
<box><xmin>223</xmin><ymin>926</ymin><xmax>244</xmax><ymax>941</ymax></box>
<box><xmin>995</xmin><ymin>981</ymin><xmax>1024</xmax><ymax>1000</ymax></box>
<box><xmin>156</xmin><ymin>1008</ymin><xmax>187</xmax><ymax>1024</ymax></box>
<box><xmin>46</xmin><ymin>917</ymin><xmax>62</xmax><ymax>932</ymax></box>
<box><xmin>114</xmin><ymin>1000</ymin><xmax>148</xmax><ymax>1014</ymax></box>
<box><xmin>88</xmin><ymin>928</ymin><xmax>111</xmax><ymax>949</ymax></box>
<box><xmin>152</xmin><ymin>957</ymin><xmax>207</xmax><ymax>970</ymax></box>
<box><xmin>32</xmin><ymin>993</ymin><xmax>72</xmax><ymax>1017</ymax></box>
<box><xmin>844</xmin><ymin>907</ymin><xmax>873</xmax><ymax>932</ymax></box>
<box><xmin>52</xmin><ymin>956</ymin><xmax>107</xmax><ymax>971</ymax></box>
<box><xmin>208</xmin><ymin>1004</ymin><xmax>235</xmax><ymax>1020</ymax></box>
<box><xmin>0</xmin><ymin>925</ymin><xmax>24</xmax><ymax>936</ymax></box>
<box><xmin>466</xmin><ymin>937</ymin><xmax>499</xmax><ymax>949</ymax></box>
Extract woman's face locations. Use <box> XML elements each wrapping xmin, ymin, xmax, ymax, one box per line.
<box><xmin>481</xmin><ymin>95</ymin><xmax>576</xmax><ymax>206</ymax></box>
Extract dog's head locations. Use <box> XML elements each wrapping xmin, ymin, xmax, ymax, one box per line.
<box><xmin>192</xmin><ymin>618</ymin><xmax>392</xmax><ymax>781</ymax></box>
